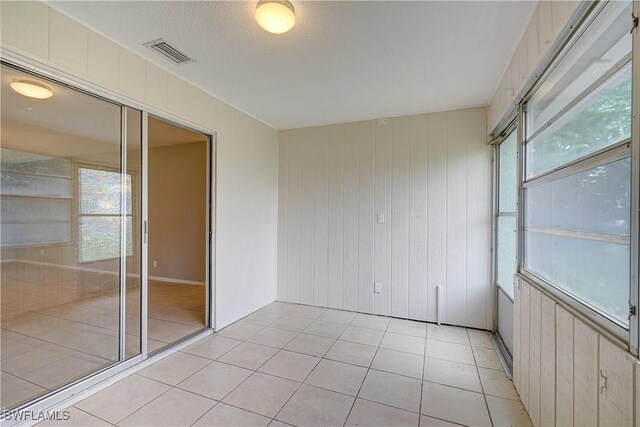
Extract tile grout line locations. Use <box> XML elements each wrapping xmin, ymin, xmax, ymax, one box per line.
<box><xmin>469</xmin><ymin>328</ymin><xmax>495</xmax><ymax>427</ymax></box>
<box><xmin>69</xmin><ymin>303</ymin><xmax>509</xmax><ymax>427</ymax></box>
<box><xmin>273</xmin><ymin>310</ymin><xmax>359</xmax><ymax>424</ymax></box>
<box><xmin>340</xmin><ymin>315</ymin><xmax>391</xmax><ymax>427</ymax></box>
<box><xmin>418</xmin><ymin>324</ymin><xmax>429</xmax><ymax>427</ymax></box>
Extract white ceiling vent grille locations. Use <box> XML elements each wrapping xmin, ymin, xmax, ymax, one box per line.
<box><xmin>144</xmin><ymin>39</ymin><xmax>194</xmax><ymax>65</ymax></box>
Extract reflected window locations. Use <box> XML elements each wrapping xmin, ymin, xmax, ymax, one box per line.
<box><xmin>1</xmin><ymin>148</ymin><xmax>72</xmax><ymax>246</ymax></box>
<box><xmin>78</xmin><ymin>167</ymin><xmax>132</xmax><ymax>262</ymax></box>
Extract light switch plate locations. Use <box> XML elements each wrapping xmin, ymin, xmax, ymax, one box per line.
<box><xmin>374</xmin><ymin>282</ymin><xmax>382</xmax><ymax>293</ymax></box>
<box><xmin>377</xmin><ymin>213</ymin><xmax>384</xmax><ymax>224</ymax></box>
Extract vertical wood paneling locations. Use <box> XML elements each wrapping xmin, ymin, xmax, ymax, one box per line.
<box><xmin>299</xmin><ymin>129</ymin><xmax>315</xmax><ymax>305</ymax></box>
<box><xmin>88</xmin><ymin>32</ymin><xmax>119</xmax><ymax>90</ymax></box>
<box><xmin>391</xmin><ymin>117</ymin><xmax>411</xmax><ymax>318</ymax></box>
<box><xmin>358</xmin><ymin>122</ymin><xmax>375</xmax><ymax>313</ymax></box>
<box><xmin>49</xmin><ymin>10</ymin><xmax>88</xmax><ymax>76</ymax></box>
<box><xmin>426</xmin><ymin>112</ymin><xmax>448</xmax><ymax>323</ymax></box>
<box><xmin>551</xmin><ymin>1</ymin><xmax>575</xmax><ymax>39</ymax></box>
<box><xmin>635</xmin><ymin>361</ymin><xmax>640</xmax><ymax>427</ymax></box>
<box><xmin>488</xmin><ymin>0</ymin><xmax>577</xmax><ymax>133</ymax></box>
<box><xmin>517</xmin><ymin>38</ymin><xmax>528</xmax><ymax>85</ymax></box>
<box><xmin>167</xmin><ymin>73</ymin><xmax>187</xmax><ymax>118</ymax></box>
<box><xmin>520</xmin><ymin>281</ymin><xmax>531</xmax><ymax>409</ymax></box>
<box><xmin>342</xmin><ymin>124</ymin><xmax>359</xmax><ymax>311</ymax></box>
<box><xmin>515</xmin><ymin>276</ymin><xmax>640</xmax><ymax>427</ymax></box>
<box><xmin>555</xmin><ymin>305</ymin><xmax>574</xmax><ymax>427</ymax></box>
<box><xmin>599</xmin><ymin>337</ymin><xmax>634</xmax><ymax>426</ymax></box>
<box><xmin>445</xmin><ymin>111</ymin><xmax>467</xmax><ymax>325</ymax></box>
<box><xmin>526</xmin><ymin>8</ymin><xmax>540</xmax><ymax>76</ymax></box>
<box><xmin>0</xmin><ymin>1</ymin><xmax>49</xmax><ymax>61</ymax></box>
<box><xmin>145</xmin><ymin>62</ymin><xmax>168</xmax><ymax>109</ymax></box>
<box><xmin>513</xmin><ymin>277</ymin><xmax>521</xmax><ymax>394</ymax></box>
<box><xmin>374</xmin><ymin>121</ymin><xmax>392</xmax><ymax>316</ymax></box>
<box><xmin>537</xmin><ymin>1</ymin><xmax>554</xmax><ymax>58</ymax></box>
<box><xmin>277</xmin><ymin>134</ymin><xmax>288</xmax><ymax>301</ymax></box>
<box><xmin>464</xmin><ymin>109</ymin><xmax>491</xmax><ymax>328</ymax></box>
<box><xmin>573</xmin><ymin>319</ymin><xmax>598</xmax><ymax>427</ymax></box>
<box><xmin>327</xmin><ymin>125</ymin><xmax>345</xmax><ymax>309</ymax></box>
<box><xmin>313</xmin><ymin>127</ymin><xmax>330</xmax><ymax>307</ymax></box>
<box><xmin>539</xmin><ymin>294</ymin><xmax>556</xmax><ymax>427</ymax></box>
<box><xmin>1</xmin><ymin>1</ymin><xmax>280</xmax><ymax>332</ymax></box>
<box><xmin>118</xmin><ymin>48</ymin><xmax>146</xmax><ymax>101</ymax></box>
<box><xmin>277</xmin><ymin>108</ymin><xmax>489</xmax><ymax>329</ymax></box>
<box><xmin>285</xmin><ymin>131</ymin><xmax>302</xmax><ymax>303</ymax></box>
<box><xmin>408</xmin><ymin>115</ymin><xmax>428</xmax><ymax>321</ymax></box>
<box><xmin>528</xmin><ymin>287</ymin><xmax>541</xmax><ymax>426</ymax></box>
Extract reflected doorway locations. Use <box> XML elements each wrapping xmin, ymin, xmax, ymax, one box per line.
<box><xmin>146</xmin><ymin>116</ymin><xmax>210</xmax><ymax>354</ymax></box>
<box><xmin>0</xmin><ymin>64</ymin><xmax>141</xmax><ymax>410</ymax></box>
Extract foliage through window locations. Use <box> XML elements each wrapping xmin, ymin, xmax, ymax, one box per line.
<box><xmin>78</xmin><ymin>167</ymin><xmax>132</xmax><ymax>263</ymax></box>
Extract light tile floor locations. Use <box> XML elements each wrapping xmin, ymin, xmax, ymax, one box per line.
<box><xmin>36</xmin><ymin>302</ymin><xmax>532</xmax><ymax>427</ymax></box>
<box><xmin>1</xmin><ymin>262</ymin><xmax>206</xmax><ymax>410</ymax></box>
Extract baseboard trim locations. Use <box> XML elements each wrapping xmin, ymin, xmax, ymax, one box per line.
<box><xmin>148</xmin><ymin>276</ymin><xmax>205</xmax><ymax>286</ymax></box>
<box><xmin>2</xmin><ymin>260</ymin><xmax>203</xmax><ymax>286</ymax></box>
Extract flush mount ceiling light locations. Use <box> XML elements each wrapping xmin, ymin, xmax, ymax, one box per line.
<box><xmin>255</xmin><ymin>0</ymin><xmax>295</xmax><ymax>34</ymax></box>
<box><xmin>10</xmin><ymin>80</ymin><xmax>53</xmax><ymax>99</ymax></box>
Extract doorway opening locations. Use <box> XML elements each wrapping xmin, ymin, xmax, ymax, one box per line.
<box><xmin>146</xmin><ymin>116</ymin><xmax>211</xmax><ymax>354</ymax></box>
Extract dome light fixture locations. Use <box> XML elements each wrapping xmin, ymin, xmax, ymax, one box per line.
<box><xmin>255</xmin><ymin>0</ymin><xmax>295</xmax><ymax>34</ymax></box>
<box><xmin>10</xmin><ymin>80</ymin><xmax>53</xmax><ymax>99</ymax></box>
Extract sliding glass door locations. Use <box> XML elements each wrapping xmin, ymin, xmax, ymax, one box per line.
<box><xmin>495</xmin><ymin>130</ymin><xmax>517</xmax><ymax>355</ymax></box>
<box><xmin>0</xmin><ymin>63</ymin><xmax>141</xmax><ymax>410</ymax></box>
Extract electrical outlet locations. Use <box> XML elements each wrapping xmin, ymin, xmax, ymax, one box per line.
<box><xmin>374</xmin><ymin>282</ymin><xmax>382</xmax><ymax>293</ymax></box>
<box><xmin>153</xmin><ymin>260</ymin><xmax>158</xmax><ymax>268</ymax></box>
<box><xmin>377</xmin><ymin>213</ymin><xmax>385</xmax><ymax>224</ymax></box>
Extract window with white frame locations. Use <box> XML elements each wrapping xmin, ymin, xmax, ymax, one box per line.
<box><xmin>78</xmin><ymin>167</ymin><xmax>132</xmax><ymax>263</ymax></box>
<box><xmin>496</xmin><ymin>131</ymin><xmax>517</xmax><ymax>298</ymax></box>
<box><xmin>0</xmin><ymin>148</ymin><xmax>72</xmax><ymax>246</ymax></box>
<box><xmin>522</xmin><ymin>0</ymin><xmax>633</xmax><ymax>327</ymax></box>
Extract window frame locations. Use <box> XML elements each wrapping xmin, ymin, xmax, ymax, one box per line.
<box><xmin>516</xmin><ymin>0</ymin><xmax>636</xmax><ymax>348</ymax></box>
<box><xmin>77</xmin><ymin>163</ymin><xmax>135</xmax><ymax>264</ymax></box>
<box><xmin>0</xmin><ymin>148</ymin><xmax>73</xmax><ymax>248</ymax></box>
<box><xmin>495</xmin><ymin>128</ymin><xmax>518</xmax><ymax>301</ymax></box>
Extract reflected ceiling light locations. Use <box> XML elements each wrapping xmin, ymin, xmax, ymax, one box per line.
<box><xmin>255</xmin><ymin>0</ymin><xmax>295</xmax><ymax>34</ymax></box>
<box><xmin>10</xmin><ymin>79</ymin><xmax>53</xmax><ymax>99</ymax></box>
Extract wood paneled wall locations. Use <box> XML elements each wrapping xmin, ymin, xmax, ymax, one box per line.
<box><xmin>0</xmin><ymin>1</ymin><xmax>279</xmax><ymax>330</ymax></box>
<box><xmin>487</xmin><ymin>1</ymin><xmax>578</xmax><ymax>133</ymax></box>
<box><xmin>277</xmin><ymin>107</ymin><xmax>493</xmax><ymax>330</ymax></box>
<box><xmin>513</xmin><ymin>275</ymin><xmax>639</xmax><ymax>426</ymax></box>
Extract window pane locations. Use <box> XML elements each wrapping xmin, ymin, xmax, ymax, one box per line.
<box><xmin>1</xmin><ymin>172</ymin><xmax>71</xmax><ymax>198</ymax></box>
<box><xmin>79</xmin><ymin>168</ymin><xmax>131</xmax><ymax>215</ymax></box>
<box><xmin>1</xmin><ymin>148</ymin><xmax>71</xmax><ymax>177</ymax></box>
<box><xmin>1</xmin><ymin>197</ymin><xmax>70</xmax><ymax>223</ymax></box>
<box><xmin>79</xmin><ymin>216</ymin><xmax>132</xmax><ymax>263</ymax></box>
<box><xmin>524</xmin><ymin>157</ymin><xmax>630</xmax><ymax>326</ymax></box>
<box><xmin>526</xmin><ymin>0</ymin><xmax>632</xmax><ymax>136</ymax></box>
<box><xmin>497</xmin><ymin>215</ymin><xmax>516</xmax><ymax>297</ymax></box>
<box><xmin>525</xmin><ymin>157</ymin><xmax>630</xmax><ymax>236</ymax></box>
<box><xmin>524</xmin><ymin>231</ymin><xmax>629</xmax><ymax>325</ymax></box>
<box><xmin>526</xmin><ymin>63</ymin><xmax>631</xmax><ymax>178</ymax></box>
<box><xmin>499</xmin><ymin>132</ymin><xmax>517</xmax><ymax>212</ymax></box>
<box><xmin>2</xmin><ymin>222</ymin><xmax>71</xmax><ymax>246</ymax></box>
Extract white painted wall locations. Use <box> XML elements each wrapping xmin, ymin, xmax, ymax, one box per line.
<box><xmin>0</xmin><ymin>1</ymin><xmax>278</xmax><ymax>330</ymax></box>
<box><xmin>513</xmin><ymin>275</ymin><xmax>639</xmax><ymax>427</ymax></box>
<box><xmin>487</xmin><ymin>1</ymin><xmax>578</xmax><ymax>133</ymax></box>
<box><xmin>278</xmin><ymin>107</ymin><xmax>493</xmax><ymax>330</ymax></box>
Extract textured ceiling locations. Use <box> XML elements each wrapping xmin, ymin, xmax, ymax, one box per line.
<box><xmin>51</xmin><ymin>1</ymin><xmax>536</xmax><ymax>130</ymax></box>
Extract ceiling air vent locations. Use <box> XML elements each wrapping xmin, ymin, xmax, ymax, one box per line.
<box><xmin>144</xmin><ymin>38</ymin><xmax>194</xmax><ymax>65</ymax></box>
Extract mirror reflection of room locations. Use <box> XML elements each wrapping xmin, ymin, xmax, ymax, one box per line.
<box><xmin>0</xmin><ymin>64</ymin><xmax>141</xmax><ymax>410</ymax></box>
<box><xmin>147</xmin><ymin>116</ymin><xmax>208</xmax><ymax>354</ymax></box>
